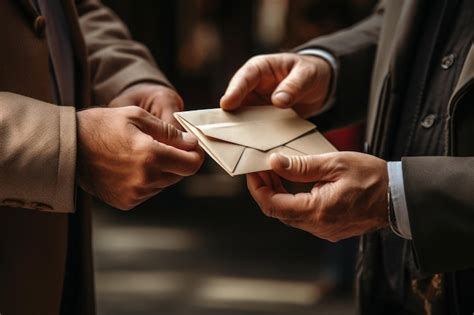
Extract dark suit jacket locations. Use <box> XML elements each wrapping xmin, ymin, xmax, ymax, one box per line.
<box><xmin>0</xmin><ymin>1</ymin><xmax>170</xmax><ymax>314</ymax></box>
<box><xmin>298</xmin><ymin>0</ymin><xmax>474</xmax><ymax>313</ymax></box>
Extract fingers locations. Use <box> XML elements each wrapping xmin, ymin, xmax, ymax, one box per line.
<box><xmin>151</xmin><ymin>141</ymin><xmax>204</xmax><ymax>176</ymax></box>
<box><xmin>271</xmin><ymin>62</ymin><xmax>318</xmax><ymax>108</ymax></box>
<box><xmin>247</xmin><ymin>173</ymin><xmax>316</xmax><ymax>220</ymax></box>
<box><xmin>220</xmin><ymin>59</ymin><xmax>263</xmax><ymax>110</ymax></box>
<box><xmin>221</xmin><ymin>53</ymin><xmax>322</xmax><ymax>111</ymax></box>
<box><xmin>269</xmin><ymin>153</ymin><xmax>337</xmax><ymax>183</ymax></box>
<box><xmin>130</xmin><ymin>107</ymin><xmax>198</xmax><ymax>151</ymax></box>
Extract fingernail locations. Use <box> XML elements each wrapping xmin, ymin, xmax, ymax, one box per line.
<box><xmin>273</xmin><ymin>91</ymin><xmax>292</xmax><ymax>105</ymax></box>
<box><xmin>271</xmin><ymin>153</ymin><xmax>290</xmax><ymax>169</ymax></box>
<box><xmin>183</xmin><ymin>132</ymin><xmax>198</xmax><ymax>144</ymax></box>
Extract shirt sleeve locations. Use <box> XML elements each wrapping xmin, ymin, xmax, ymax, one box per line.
<box><xmin>298</xmin><ymin>49</ymin><xmax>338</xmax><ymax>115</ymax></box>
<box><xmin>387</xmin><ymin>161</ymin><xmax>413</xmax><ymax>239</ymax></box>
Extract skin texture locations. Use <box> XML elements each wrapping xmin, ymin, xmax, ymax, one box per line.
<box><xmin>220</xmin><ymin>53</ymin><xmax>332</xmax><ymax>118</ymax></box>
<box><xmin>247</xmin><ymin>153</ymin><xmax>389</xmax><ymax>242</ymax></box>
<box><xmin>109</xmin><ymin>83</ymin><xmax>184</xmax><ymax>129</ymax></box>
<box><xmin>77</xmin><ymin>105</ymin><xmax>204</xmax><ymax>211</ymax></box>
<box><xmin>221</xmin><ymin>53</ymin><xmax>390</xmax><ymax>240</ymax></box>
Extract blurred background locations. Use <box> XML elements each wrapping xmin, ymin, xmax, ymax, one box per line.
<box><xmin>94</xmin><ymin>1</ymin><xmax>376</xmax><ymax>314</ymax></box>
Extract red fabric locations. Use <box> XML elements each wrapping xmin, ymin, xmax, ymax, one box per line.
<box><xmin>324</xmin><ymin>123</ymin><xmax>365</xmax><ymax>151</ymax></box>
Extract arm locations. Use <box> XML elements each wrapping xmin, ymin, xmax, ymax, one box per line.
<box><xmin>0</xmin><ymin>93</ymin><xmax>76</xmax><ymax>213</ymax></box>
<box><xmin>403</xmin><ymin>157</ymin><xmax>474</xmax><ymax>273</ymax></box>
<box><xmin>295</xmin><ymin>3</ymin><xmax>384</xmax><ymax>130</ymax></box>
<box><xmin>76</xmin><ymin>0</ymin><xmax>172</xmax><ymax>105</ymax></box>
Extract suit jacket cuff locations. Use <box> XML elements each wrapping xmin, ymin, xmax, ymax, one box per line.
<box><xmin>403</xmin><ymin>156</ymin><xmax>474</xmax><ymax>273</ymax></box>
<box><xmin>0</xmin><ymin>93</ymin><xmax>77</xmax><ymax>213</ymax></box>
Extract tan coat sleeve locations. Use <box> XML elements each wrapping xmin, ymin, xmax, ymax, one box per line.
<box><xmin>76</xmin><ymin>0</ymin><xmax>173</xmax><ymax>105</ymax></box>
<box><xmin>0</xmin><ymin>93</ymin><xmax>77</xmax><ymax>213</ymax></box>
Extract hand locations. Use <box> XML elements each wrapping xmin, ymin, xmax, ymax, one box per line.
<box><xmin>220</xmin><ymin>53</ymin><xmax>332</xmax><ymax>118</ymax></box>
<box><xmin>246</xmin><ymin>152</ymin><xmax>389</xmax><ymax>242</ymax></box>
<box><xmin>77</xmin><ymin>106</ymin><xmax>204</xmax><ymax>210</ymax></box>
<box><xmin>109</xmin><ymin>83</ymin><xmax>184</xmax><ymax>128</ymax></box>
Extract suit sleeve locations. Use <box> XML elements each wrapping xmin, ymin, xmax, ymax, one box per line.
<box><xmin>295</xmin><ymin>2</ymin><xmax>384</xmax><ymax>131</ymax></box>
<box><xmin>402</xmin><ymin>157</ymin><xmax>474</xmax><ymax>273</ymax></box>
<box><xmin>76</xmin><ymin>0</ymin><xmax>173</xmax><ymax>105</ymax></box>
<box><xmin>0</xmin><ymin>93</ymin><xmax>77</xmax><ymax>213</ymax></box>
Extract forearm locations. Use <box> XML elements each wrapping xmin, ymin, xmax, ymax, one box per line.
<box><xmin>0</xmin><ymin>92</ymin><xmax>76</xmax><ymax>213</ymax></box>
<box><xmin>77</xmin><ymin>0</ymin><xmax>172</xmax><ymax>105</ymax></box>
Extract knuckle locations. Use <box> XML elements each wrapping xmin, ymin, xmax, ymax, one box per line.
<box><xmin>134</xmin><ymin>169</ymin><xmax>151</xmax><ymax>188</ymax></box>
<box><xmin>300</xmin><ymin>63</ymin><xmax>318</xmax><ymax>77</ymax></box>
<box><xmin>261</xmin><ymin>204</ymin><xmax>277</xmax><ymax>218</ymax></box>
<box><xmin>130</xmin><ymin>134</ymin><xmax>149</xmax><ymax>151</ymax></box>
<box><xmin>164</xmin><ymin>122</ymin><xmax>179</xmax><ymax>139</ymax></box>
<box><xmin>140</xmin><ymin>146</ymin><xmax>158</xmax><ymax>168</ymax></box>
<box><xmin>331</xmin><ymin>154</ymin><xmax>348</xmax><ymax>171</ymax></box>
<box><xmin>127</xmin><ymin>184</ymin><xmax>150</xmax><ymax>207</ymax></box>
<box><xmin>246</xmin><ymin>56</ymin><xmax>267</xmax><ymax>73</ymax></box>
<box><xmin>283</xmin><ymin>79</ymin><xmax>302</xmax><ymax>93</ymax></box>
<box><xmin>290</xmin><ymin>156</ymin><xmax>312</xmax><ymax>176</ymax></box>
<box><xmin>248</xmin><ymin>55</ymin><xmax>264</xmax><ymax>64</ymax></box>
<box><xmin>125</xmin><ymin>105</ymin><xmax>146</xmax><ymax>118</ymax></box>
<box><xmin>300</xmin><ymin>196</ymin><xmax>316</xmax><ymax>213</ymax></box>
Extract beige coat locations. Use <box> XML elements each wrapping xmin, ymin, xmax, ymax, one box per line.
<box><xmin>0</xmin><ymin>1</ymin><xmax>170</xmax><ymax>314</ymax></box>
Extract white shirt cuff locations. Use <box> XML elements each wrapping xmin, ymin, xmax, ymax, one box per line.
<box><xmin>387</xmin><ymin>161</ymin><xmax>413</xmax><ymax>239</ymax></box>
<box><xmin>298</xmin><ymin>49</ymin><xmax>338</xmax><ymax>114</ymax></box>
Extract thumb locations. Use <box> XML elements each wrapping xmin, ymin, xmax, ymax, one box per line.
<box><xmin>139</xmin><ymin>112</ymin><xmax>199</xmax><ymax>151</ymax></box>
<box><xmin>271</xmin><ymin>63</ymin><xmax>314</xmax><ymax>108</ymax></box>
<box><xmin>269</xmin><ymin>153</ymin><xmax>334</xmax><ymax>183</ymax></box>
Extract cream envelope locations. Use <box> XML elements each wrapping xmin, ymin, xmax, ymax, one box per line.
<box><xmin>174</xmin><ymin>106</ymin><xmax>337</xmax><ymax>176</ymax></box>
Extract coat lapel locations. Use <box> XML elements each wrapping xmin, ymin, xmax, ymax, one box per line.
<box><xmin>366</xmin><ymin>0</ymin><xmax>426</xmax><ymax>156</ymax></box>
<box><xmin>61</xmin><ymin>0</ymin><xmax>91</xmax><ymax>108</ymax></box>
<box><xmin>14</xmin><ymin>0</ymin><xmax>90</xmax><ymax>107</ymax></box>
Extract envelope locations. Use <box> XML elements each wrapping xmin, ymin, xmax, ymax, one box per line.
<box><xmin>174</xmin><ymin>106</ymin><xmax>337</xmax><ymax>176</ymax></box>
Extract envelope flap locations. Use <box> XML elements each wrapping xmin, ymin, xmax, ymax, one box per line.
<box><xmin>176</xmin><ymin>106</ymin><xmax>316</xmax><ymax>151</ymax></box>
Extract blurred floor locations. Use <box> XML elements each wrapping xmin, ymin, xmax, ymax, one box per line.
<box><xmin>93</xmin><ymin>171</ymin><xmax>355</xmax><ymax>315</ymax></box>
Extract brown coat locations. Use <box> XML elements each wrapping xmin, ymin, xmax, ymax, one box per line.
<box><xmin>0</xmin><ymin>1</ymin><xmax>170</xmax><ymax>314</ymax></box>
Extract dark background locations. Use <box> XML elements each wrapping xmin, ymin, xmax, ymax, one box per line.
<box><xmin>93</xmin><ymin>1</ymin><xmax>376</xmax><ymax>314</ymax></box>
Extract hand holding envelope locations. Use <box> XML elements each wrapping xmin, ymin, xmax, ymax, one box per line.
<box><xmin>174</xmin><ymin>106</ymin><xmax>336</xmax><ymax>176</ymax></box>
